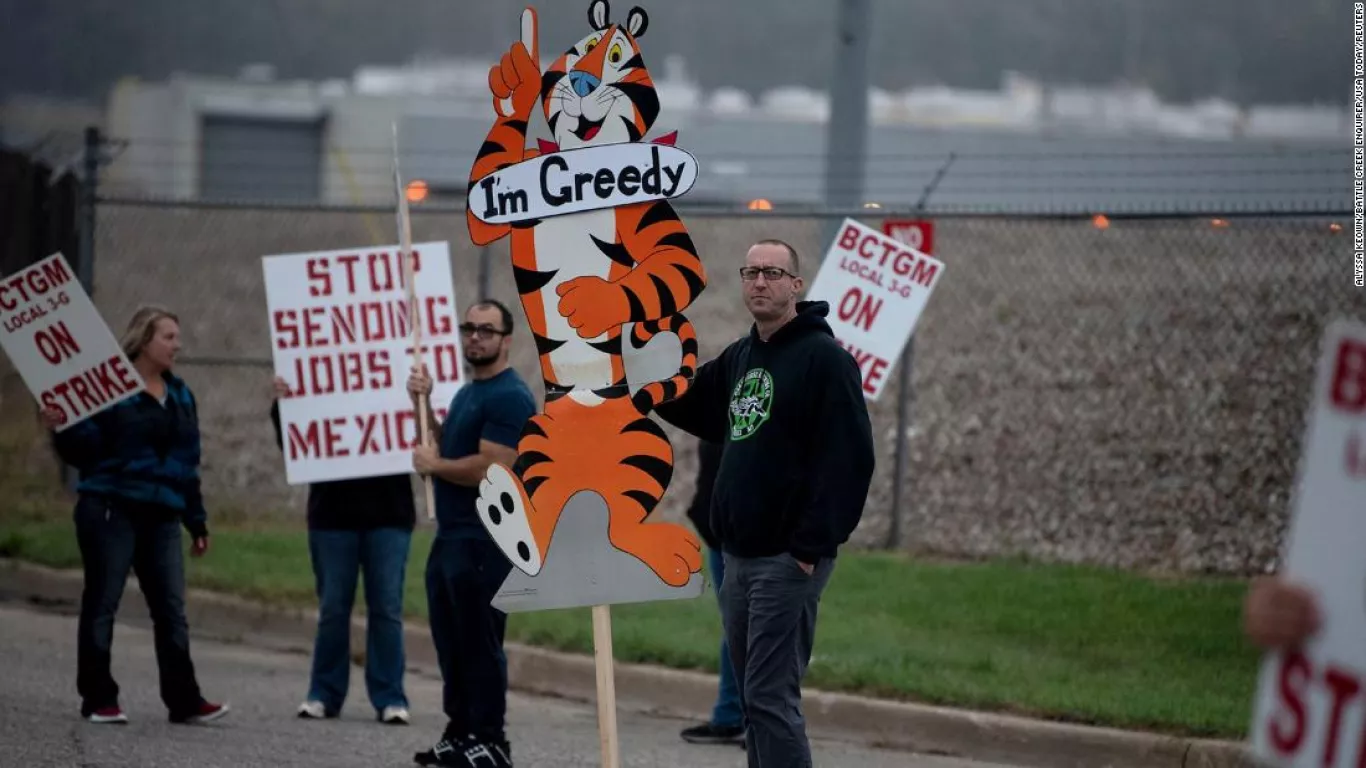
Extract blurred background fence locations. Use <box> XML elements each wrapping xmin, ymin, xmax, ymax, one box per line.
<box><xmin>3</xmin><ymin>188</ymin><xmax>1350</xmax><ymax>577</ymax></box>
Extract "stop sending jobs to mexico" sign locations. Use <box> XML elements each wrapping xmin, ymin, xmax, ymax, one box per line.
<box><xmin>805</xmin><ymin>218</ymin><xmax>946</xmax><ymax>400</ymax></box>
<box><xmin>263</xmin><ymin>242</ymin><xmax>465</xmax><ymax>485</ymax></box>
<box><xmin>0</xmin><ymin>252</ymin><xmax>145</xmax><ymax>430</ymax></box>
<box><xmin>1248</xmin><ymin>319</ymin><xmax>1366</xmax><ymax>767</ymax></box>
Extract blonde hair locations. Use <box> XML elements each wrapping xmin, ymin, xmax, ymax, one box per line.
<box><xmin>120</xmin><ymin>305</ymin><xmax>180</xmax><ymax>361</ymax></box>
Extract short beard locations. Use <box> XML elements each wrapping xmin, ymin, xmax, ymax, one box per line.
<box><xmin>465</xmin><ymin>350</ymin><xmax>499</xmax><ymax>368</ymax></box>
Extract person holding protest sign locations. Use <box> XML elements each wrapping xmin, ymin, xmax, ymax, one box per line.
<box><xmin>268</xmin><ymin>379</ymin><xmax>415</xmax><ymax>725</ymax></box>
<box><xmin>41</xmin><ymin>305</ymin><xmax>229</xmax><ymax>726</ymax></box>
<box><xmin>678</xmin><ymin>437</ymin><xmax>746</xmax><ymax>747</ymax></box>
<box><xmin>407</xmin><ymin>299</ymin><xmax>535</xmax><ymax>768</ymax></box>
<box><xmin>1243</xmin><ymin>575</ymin><xmax>1322</xmax><ymax>649</ymax></box>
<box><xmin>652</xmin><ymin>239</ymin><xmax>876</xmax><ymax>767</ymax></box>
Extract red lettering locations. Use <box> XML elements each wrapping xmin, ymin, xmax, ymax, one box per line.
<box><xmin>34</xmin><ymin>320</ymin><xmax>82</xmax><ymax>364</ymax></box>
<box><xmin>1331</xmin><ymin>339</ymin><xmax>1366</xmax><ymax>412</ymax></box>
<box><xmin>909</xmin><ymin>259</ymin><xmax>940</xmax><ymax>288</ymax></box>
<box><xmin>837</xmin><ymin>224</ymin><xmax>860</xmax><ymax>251</ymax></box>
<box><xmin>302</xmin><ymin>307</ymin><xmax>325</xmax><ymax>348</ymax></box>
<box><xmin>287</xmin><ymin>351</ymin><xmax>394</xmax><ymax>397</ymax></box>
<box><xmin>36</xmin><ymin>357</ymin><xmax>140</xmax><ymax>425</ymax></box>
<box><xmin>369</xmin><ymin>251</ymin><xmax>396</xmax><ymax>291</ymax></box>
<box><xmin>396</xmin><ymin>410</ymin><xmax>418</xmax><ymax>450</ymax></box>
<box><xmin>307</xmin><ymin>258</ymin><xmax>331</xmax><ymax>297</ymax></box>
<box><xmin>837</xmin><ymin>288</ymin><xmax>882</xmax><ymax>332</ymax></box>
<box><xmin>329</xmin><ymin>305</ymin><xmax>358</xmax><ymax>345</ymax></box>
<box><xmin>0</xmin><ymin>258</ymin><xmax>71</xmax><ymax>312</ymax></box>
<box><xmin>370</xmin><ymin>350</ymin><xmax>393</xmax><ymax>389</ymax></box>
<box><xmin>53</xmin><ymin>381</ymin><xmax>79</xmax><ymax>413</ymax></box>
<box><xmin>857</xmin><ymin>235</ymin><xmax>880</xmax><ymax>262</ymax></box>
<box><xmin>91</xmin><ymin>359</ymin><xmax>119</xmax><ymax>395</ymax></box>
<box><xmin>356</xmin><ymin>414</ymin><xmax>381</xmax><ymax>454</ymax></box>
<box><xmin>434</xmin><ymin>342</ymin><xmax>461</xmax><ymax>384</ymax></box>
<box><xmin>40</xmin><ymin>256</ymin><xmax>72</xmax><ymax>291</ymax></box>
<box><xmin>273</xmin><ymin>310</ymin><xmax>299</xmax><ymax>349</ymax></box>
<box><xmin>35</xmin><ymin>318</ymin><xmax>81</xmax><ymax>363</ymax></box>
<box><xmin>39</xmin><ymin>391</ymin><xmax>68</xmax><ymax>426</ymax></box>
<box><xmin>362</xmin><ymin>301</ymin><xmax>388</xmax><ymax>342</ymax></box>
<box><xmin>833</xmin><ymin>338</ymin><xmax>890</xmax><ymax>397</ymax></box>
<box><xmin>426</xmin><ymin>295</ymin><xmax>452</xmax><ymax>335</ymax></box>
<box><xmin>1270</xmin><ymin>651</ymin><xmax>1310</xmax><ymax>755</ymax></box>
<box><xmin>109</xmin><ymin>356</ymin><xmax>138</xmax><ymax>391</ymax></box>
<box><xmin>337</xmin><ymin>254</ymin><xmax>361</xmax><ymax>294</ymax></box>
<box><xmin>892</xmin><ymin>249</ymin><xmax>916</xmax><ymax>276</ymax></box>
<box><xmin>1323</xmin><ymin>667</ymin><xmax>1362</xmax><ymax>765</ymax></box>
<box><xmin>68</xmin><ymin>375</ymin><xmax>99</xmax><ymax>411</ymax></box>
<box><xmin>309</xmin><ymin>355</ymin><xmax>336</xmax><ymax>395</ymax></box>
<box><xmin>865</xmin><ymin>356</ymin><xmax>888</xmax><ymax>395</ymax></box>
<box><xmin>287</xmin><ymin>421</ymin><xmax>320</xmax><ymax>460</ymax></box>
<box><xmin>340</xmin><ymin>351</ymin><xmax>363</xmax><ymax>391</ymax></box>
<box><xmin>878</xmin><ymin>240</ymin><xmax>899</xmax><ymax>268</ymax></box>
<box><xmin>286</xmin><ymin>418</ymin><xmax>349</xmax><ymax>460</ymax></box>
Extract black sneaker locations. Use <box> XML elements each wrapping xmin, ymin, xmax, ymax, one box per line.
<box><xmin>680</xmin><ymin>722</ymin><xmax>745</xmax><ymax>745</ymax></box>
<box><xmin>457</xmin><ymin>739</ymin><xmax>512</xmax><ymax>767</ymax></box>
<box><xmin>413</xmin><ymin>733</ymin><xmax>467</xmax><ymax>767</ymax></box>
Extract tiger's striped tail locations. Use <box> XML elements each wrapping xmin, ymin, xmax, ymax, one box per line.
<box><xmin>628</xmin><ymin>313</ymin><xmax>698</xmax><ymax>414</ymax></box>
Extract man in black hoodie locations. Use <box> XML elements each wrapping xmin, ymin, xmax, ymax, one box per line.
<box><xmin>654</xmin><ymin>238</ymin><xmax>876</xmax><ymax>767</ymax></box>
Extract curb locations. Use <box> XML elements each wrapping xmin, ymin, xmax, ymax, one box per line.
<box><xmin>0</xmin><ymin>558</ymin><xmax>1256</xmax><ymax>768</ymax></box>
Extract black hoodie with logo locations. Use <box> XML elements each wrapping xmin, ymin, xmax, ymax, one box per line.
<box><xmin>654</xmin><ymin>301</ymin><xmax>875</xmax><ymax>564</ymax></box>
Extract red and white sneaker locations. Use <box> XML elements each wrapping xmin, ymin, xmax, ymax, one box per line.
<box><xmin>170</xmin><ymin>701</ymin><xmax>230</xmax><ymax>724</ymax></box>
<box><xmin>86</xmin><ymin>706</ymin><xmax>128</xmax><ymax>724</ymax></box>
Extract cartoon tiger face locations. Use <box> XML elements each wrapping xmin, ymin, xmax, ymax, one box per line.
<box><xmin>540</xmin><ymin>0</ymin><xmax>660</xmax><ymax>150</ymax></box>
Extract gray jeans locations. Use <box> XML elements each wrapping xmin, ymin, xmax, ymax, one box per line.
<box><xmin>720</xmin><ymin>551</ymin><xmax>835</xmax><ymax>767</ymax></box>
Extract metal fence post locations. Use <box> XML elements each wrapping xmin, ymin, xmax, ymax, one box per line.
<box><xmin>60</xmin><ymin>125</ymin><xmax>101</xmax><ymax>492</ymax></box>
<box><xmin>885</xmin><ymin>154</ymin><xmax>955</xmax><ymax>550</ymax></box>
<box><xmin>77</xmin><ymin>126</ymin><xmax>99</xmax><ymax>294</ymax></box>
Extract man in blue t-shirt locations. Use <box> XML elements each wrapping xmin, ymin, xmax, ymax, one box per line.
<box><xmin>406</xmin><ymin>299</ymin><xmax>535</xmax><ymax>768</ymax></box>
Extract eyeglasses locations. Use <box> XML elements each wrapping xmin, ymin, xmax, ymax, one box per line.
<box><xmin>458</xmin><ymin>323</ymin><xmax>510</xmax><ymax>340</ymax></box>
<box><xmin>739</xmin><ymin>266</ymin><xmax>797</xmax><ymax>282</ymax></box>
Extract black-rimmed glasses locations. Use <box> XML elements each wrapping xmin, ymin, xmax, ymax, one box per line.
<box><xmin>739</xmin><ymin>266</ymin><xmax>797</xmax><ymax>281</ymax></box>
<box><xmin>459</xmin><ymin>323</ymin><xmax>510</xmax><ymax>340</ymax></box>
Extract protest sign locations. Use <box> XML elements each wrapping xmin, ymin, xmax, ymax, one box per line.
<box><xmin>1248</xmin><ymin>319</ymin><xmax>1366</xmax><ymax>767</ymax></box>
<box><xmin>0</xmin><ymin>252</ymin><xmax>144</xmax><ymax>430</ymax></box>
<box><xmin>805</xmin><ymin>218</ymin><xmax>946</xmax><ymax>400</ymax></box>
<box><xmin>262</xmin><ymin>242</ymin><xmax>463</xmax><ymax>485</ymax></box>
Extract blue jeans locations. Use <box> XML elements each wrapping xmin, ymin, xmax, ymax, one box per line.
<box><xmin>74</xmin><ymin>495</ymin><xmax>205</xmax><ymax>718</ymax></box>
<box><xmin>306</xmin><ymin>527</ymin><xmax>412</xmax><ymax>715</ymax></box>
<box><xmin>709</xmin><ymin>547</ymin><xmax>742</xmax><ymax>728</ymax></box>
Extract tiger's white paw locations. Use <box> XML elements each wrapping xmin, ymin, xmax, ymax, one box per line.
<box><xmin>476</xmin><ymin>463</ymin><xmax>543</xmax><ymax>576</ymax></box>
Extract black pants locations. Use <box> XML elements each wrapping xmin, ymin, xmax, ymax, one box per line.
<box><xmin>425</xmin><ymin>536</ymin><xmax>513</xmax><ymax>743</ymax></box>
<box><xmin>74</xmin><ymin>494</ymin><xmax>204</xmax><ymax>718</ymax></box>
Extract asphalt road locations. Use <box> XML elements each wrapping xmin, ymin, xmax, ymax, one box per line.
<box><xmin>0</xmin><ymin>602</ymin><xmax>1018</xmax><ymax>768</ymax></box>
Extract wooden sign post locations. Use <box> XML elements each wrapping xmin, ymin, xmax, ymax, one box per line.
<box><xmin>393</xmin><ymin>124</ymin><xmax>438</xmax><ymax>521</ymax></box>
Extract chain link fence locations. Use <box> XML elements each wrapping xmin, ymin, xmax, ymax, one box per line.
<box><xmin>5</xmin><ymin>195</ymin><xmax>1359</xmax><ymax>575</ymax></box>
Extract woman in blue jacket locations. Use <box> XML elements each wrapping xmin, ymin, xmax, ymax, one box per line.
<box><xmin>42</xmin><ymin>305</ymin><xmax>229</xmax><ymax>726</ymax></box>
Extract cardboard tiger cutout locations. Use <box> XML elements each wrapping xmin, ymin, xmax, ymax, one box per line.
<box><xmin>465</xmin><ymin>1</ymin><xmax>708</xmax><ymax>600</ymax></box>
